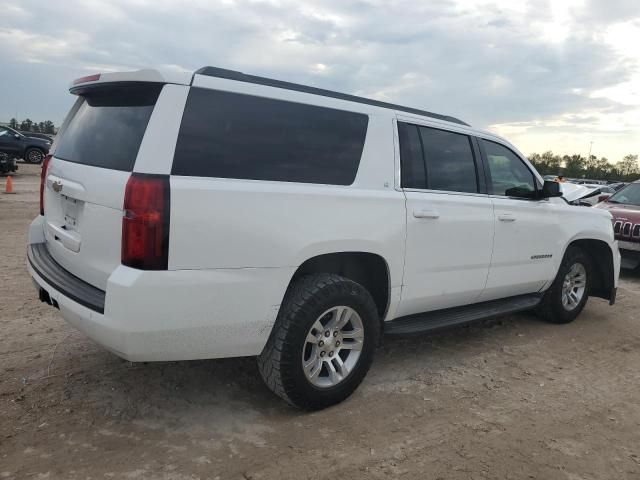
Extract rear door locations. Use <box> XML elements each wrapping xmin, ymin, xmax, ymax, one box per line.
<box><xmin>396</xmin><ymin>121</ymin><xmax>495</xmax><ymax>317</ymax></box>
<box><xmin>43</xmin><ymin>83</ymin><xmax>166</xmax><ymax>290</ymax></box>
<box><xmin>478</xmin><ymin>138</ymin><xmax>558</xmax><ymax>301</ymax></box>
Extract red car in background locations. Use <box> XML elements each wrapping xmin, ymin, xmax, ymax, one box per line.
<box><xmin>597</xmin><ymin>181</ymin><xmax>640</xmax><ymax>269</ymax></box>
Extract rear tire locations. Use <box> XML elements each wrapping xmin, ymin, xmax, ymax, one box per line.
<box><xmin>536</xmin><ymin>246</ymin><xmax>592</xmax><ymax>324</ymax></box>
<box><xmin>24</xmin><ymin>148</ymin><xmax>44</xmax><ymax>164</ymax></box>
<box><xmin>257</xmin><ymin>273</ymin><xmax>380</xmax><ymax>410</ymax></box>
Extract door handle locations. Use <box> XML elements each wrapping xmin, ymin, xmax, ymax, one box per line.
<box><xmin>498</xmin><ymin>213</ymin><xmax>516</xmax><ymax>222</ymax></box>
<box><xmin>413</xmin><ymin>208</ymin><xmax>440</xmax><ymax>219</ymax></box>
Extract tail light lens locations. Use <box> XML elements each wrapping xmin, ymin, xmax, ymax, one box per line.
<box><xmin>39</xmin><ymin>154</ymin><xmax>52</xmax><ymax>215</ymax></box>
<box><xmin>121</xmin><ymin>174</ymin><xmax>170</xmax><ymax>270</ymax></box>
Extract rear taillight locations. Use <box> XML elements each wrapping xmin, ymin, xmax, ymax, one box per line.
<box><xmin>40</xmin><ymin>154</ymin><xmax>51</xmax><ymax>215</ymax></box>
<box><xmin>121</xmin><ymin>174</ymin><xmax>170</xmax><ymax>270</ymax></box>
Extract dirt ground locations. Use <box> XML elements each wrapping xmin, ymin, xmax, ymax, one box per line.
<box><xmin>1</xmin><ymin>164</ymin><xmax>639</xmax><ymax>480</ymax></box>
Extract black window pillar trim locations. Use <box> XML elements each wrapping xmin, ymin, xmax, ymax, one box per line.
<box><xmin>415</xmin><ymin>124</ymin><xmax>430</xmax><ymax>190</ymax></box>
<box><xmin>475</xmin><ymin>137</ymin><xmax>494</xmax><ymax>196</ymax></box>
<box><xmin>471</xmin><ymin>136</ymin><xmax>487</xmax><ymax>194</ymax></box>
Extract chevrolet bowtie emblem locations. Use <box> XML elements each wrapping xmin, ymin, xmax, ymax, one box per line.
<box><xmin>52</xmin><ymin>181</ymin><xmax>63</xmax><ymax>193</ymax></box>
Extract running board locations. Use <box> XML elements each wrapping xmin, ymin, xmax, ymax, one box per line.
<box><xmin>384</xmin><ymin>294</ymin><xmax>542</xmax><ymax>335</ymax></box>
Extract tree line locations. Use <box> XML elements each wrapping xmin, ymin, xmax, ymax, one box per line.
<box><xmin>8</xmin><ymin>118</ymin><xmax>56</xmax><ymax>135</ymax></box>
<box><xmin>528</xmin><ymin>151</ymin><xmax>640</xmax><ymax>182</ymax></box>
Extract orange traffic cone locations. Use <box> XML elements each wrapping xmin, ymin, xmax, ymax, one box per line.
<box><xmin>4</xmin><ymin>175</ymin><xmax>15</xmax><ymax>194</ymax></box>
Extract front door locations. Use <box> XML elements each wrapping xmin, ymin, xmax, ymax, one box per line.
<box><xmin>478</xmin><ymin>139</ymin><xmax>558</xmax><ymax>301</ymax></box>
<box><xmin>396</xmin><ymin>121</ymin><xmax>495</xmax><ymax>317</ymax></box>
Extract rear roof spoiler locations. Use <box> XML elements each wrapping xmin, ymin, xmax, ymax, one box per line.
<box><xmin>69</xmin><ymin>69</ymin><xmax>192</xmax><ymax>94</ymax></box>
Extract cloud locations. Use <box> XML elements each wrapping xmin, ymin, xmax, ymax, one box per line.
<box><xmin>0</xmin><ymin>0</ymin><xmax>638</xmax><ymax>159</ymax></box>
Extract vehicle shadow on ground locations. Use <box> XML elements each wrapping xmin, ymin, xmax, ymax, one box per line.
<box><xmin>620</xmin><ymin>266</ymin><xmax>640</xmax><ymax>282</ymax></box>
<box><xmin>33</xmin><ymin>307</ymin><xmax>575</xmax><ymax>427</ymax></box>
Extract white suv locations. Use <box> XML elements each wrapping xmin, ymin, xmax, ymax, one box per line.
<box><xmin>28</xmin><ymin>67</ymin><xmax>620</xmax><ymax>410</ymax></box>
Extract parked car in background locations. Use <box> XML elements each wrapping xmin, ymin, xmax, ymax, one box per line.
<box><xmin>0</xmin><ymin>126</ymin><xmax>52</xmax><ymax>164</ymax></box>
<box><xmin>581</xmin><ymin>185</ymin><xmax>616</xmax><ymax>205</ymax></box>
<box><xmin>608</xmin><ymin>182</ymin><xmax>628</xmax><ymax>192</ymax></box>
<box><xmin>576</xmin><ymin>179</ymin><xmax>607</xmax><ymax>185</ymax></box>
<box><xmin>0</xmin><ymin>152</ymin><xmax>17</xmax><ymax>175</ymax></box>
<box><xmin>19</xmin><ymin>131</ymin><xmax>55</xmax><ymax>142</ymax></box>
<box><xmin>27</xmin><ymin>67</ymin><xmax>620</xmax><ymax>409</ymax></box>
<box><xmin>597</xmin><ymin>181</ymin><xmax>640</xmax><ymax>269</ymax></box>
<box><xmin>560</xmin><ymin>183</ymin><xmax>614</xmax><ymax>206</ymax></box>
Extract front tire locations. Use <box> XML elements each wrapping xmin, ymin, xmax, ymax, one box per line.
<box><xmin>536</xmin><ymin>246</ymin><xmax>592</xmax><ymax>324</ymax></box>
<box><xmin>24</xmin><ymin>148</ymin><xmax>45</xmax><ymax>164</ymax></box>
<box><xmin>257</xmin><ymin>273</ymin><xmax>380</xmax><ymax>410</ymax></box>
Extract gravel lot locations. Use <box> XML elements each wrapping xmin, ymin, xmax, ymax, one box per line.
<box><xmin>1</xmin><ymin>164</ymin><xmax>640</xmax><ymax>479</ymax></box>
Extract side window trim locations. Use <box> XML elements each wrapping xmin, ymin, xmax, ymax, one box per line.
<box><xmin>477</xmin><ymin>137</ymin><xmax>540</xmax><ymax>200</ymax></box>
<box><xmin>398</xmin><ymin>121</ymin><xmax>486</xmax><ymax>195</ymax></box>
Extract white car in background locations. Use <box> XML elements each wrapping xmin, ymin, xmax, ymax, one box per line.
<box><xmin>561</xmin><ymin>183</ymin><xmax>615</xmax><ymax>206</ymax></box>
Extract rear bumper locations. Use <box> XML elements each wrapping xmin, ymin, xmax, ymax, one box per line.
<box><xmin>27</xmin><ymin>243</ymin><xmax>105</xmax><ymax>313</ymax></box>
<box><xmin>27</xmin><ymin>219</ymin><xmax>294</xmax><ymax>362</ymax></box>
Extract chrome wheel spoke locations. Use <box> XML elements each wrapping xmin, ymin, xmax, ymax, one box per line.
<box><xmin>332</xmin><ymin>355</ymin><xmax>348</xmax><ymax>376</ymax></box>
<box><xmin>340</xmin><ymin>339</ymin><xmax>363</xmax><ymax>351</ymax></box>
<box><xmin>306</xmin><ymin>359</ymin><xmax>322</xmax><ymax>380</ymax></box>
<box><xmin>311</xmin><ymin>319</ymin><xmax>324</xmax><ymax>334</ymax></box>
<box><xmin>301</xmin><ymin>306</ymin><xmax>364</xmax><ymax>388</ymax></box>
<box><xmin>326</xmin><ymin>360</ymin><xmax>342</xmax><ymax>384</ymax></box>
<box><xmin>561</xmin><ymin>262</ymin><xmax>587</xmax><ymax>311</ymax></box>
<box><xmin>341</xmin><ymin>328</ymin><xmax>363</xmax><ymax>340</ymax></box>
<box><xmin>326</xmin><ymin>306</ymin><xmax>352</xmax><ymax>331</ymax></box>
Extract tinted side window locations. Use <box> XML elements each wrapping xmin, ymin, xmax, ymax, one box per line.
<box><xmin>420</xmin><ymin>127</ymin><xmax>478</xmax><ymax>193</ymax></box>
<box><xmin>398</xmin><ymin>123</ymin><xmax>426</xmax><ymax>189</ymax></box>
<box><xmin>172</xmin><ymin>88</ymin><xmax>368</xmax><ymax>185</ymax></box>
<box><xmin>483</xmin><ymin>140</ymin><xmax>536</xmax><ymax>197</ymax></box>
<box><xmin>398</xmin><ymin>122</ymin><xmax>478</xmax><ymax>193</ymax></box>
<box><xmin>54</xmin><ymin>84</ymin><xmax>161</xmax><ymax>171</ymax></box>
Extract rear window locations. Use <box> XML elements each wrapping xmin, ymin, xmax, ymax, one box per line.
<box><xmin>54</xmin><ymin>84</ymin><xmax>161</xmax><ymax>171</ymax></box>
<box><xmin>172</xmin><ymin>88</ymin><xmax>369</xmax><ymax>185</ymax></box>
<box><xmin>399</xmin><ymin>122</ymin><xmax>478</xmax><ymax>193</ymax></box>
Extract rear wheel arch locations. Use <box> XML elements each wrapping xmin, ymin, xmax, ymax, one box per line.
<box><xmin>286</xmin><ymin>252</ymin><xmax>391</xmax><ymax>322</ymax></box>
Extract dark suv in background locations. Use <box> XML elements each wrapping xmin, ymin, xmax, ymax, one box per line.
<box><xmin>0</xmin><ymin>126</ymin><xmax>52</xmax><ymax>164</ymax></box>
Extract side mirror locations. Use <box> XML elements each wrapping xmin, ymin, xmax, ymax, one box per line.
<box><xmin>539</xmin><ymin>180</ymin><xmax>562</xmax><ymax>199</ymax></box>
<box><xmin>13</xmin><ymin>134</ymin><xmax>20</xmax><ymax>139</ymax></box>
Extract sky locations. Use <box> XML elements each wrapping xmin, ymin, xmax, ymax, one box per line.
<box><xmin>0</xmin><ymin>0</ymin><xmax>639</xmax><ymax>161</ymax></box>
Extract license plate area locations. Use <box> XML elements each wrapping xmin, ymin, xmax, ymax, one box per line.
<box><xmin>62</xmin><ymin>195</ymin><xmax>82</xmax><ymax>232</ymax></box>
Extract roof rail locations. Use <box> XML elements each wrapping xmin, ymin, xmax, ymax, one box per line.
<box><xmin>194</xmin><ymin>66</ymin><xmax>469</xmax><ymax>126</ymax></box>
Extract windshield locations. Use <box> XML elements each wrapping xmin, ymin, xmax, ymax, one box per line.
<box><xmin>608</xmin><ymin>183</ymin><xmax>640</xmax><ymax>206</ymax></box>
<box><xmin>0</xmin><ymin>127</ymin><xmax>20</xmax><ymax>138</ymax></box>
